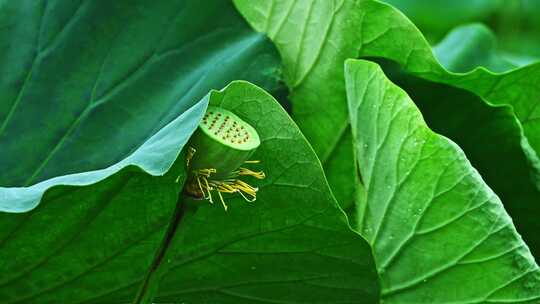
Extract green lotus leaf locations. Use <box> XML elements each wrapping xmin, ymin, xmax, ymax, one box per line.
<box><xmin>346</xmin><ymin>58</ymin><xmax>540</xmax><ymax>303</ymax></box>
<box><xmin>234</xmin><ymin>0</ymin><xmax>540</xmax><ymax>257</ymax></box>
<box><xmin>132</xmin><ymin>81</ymin><xmax>381</xmax><ymax>304</ymax></box>
<box><xmin>0</xmin><ymin>0</ymin><xmax>280</xmax><ymax>212</ymax></box>
<box><xmin>371</xmin><ymin>57</ymin><xmax>540</xmax><ymax>259</ymax></box>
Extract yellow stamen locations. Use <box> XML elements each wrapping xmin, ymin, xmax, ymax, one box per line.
<box><xmin>198</xmin><ymin>168</ymin><xmax>216</xmax><ymax>177</ymax></box>
<box><xmin>217</xmin><ymin>191</ymin><xmax>228</xmax><ymax>211</ymax></box>
<box><xmin>196</xmin><ymin>175</ymin><xmax>205</xmax><ymax>195</ymax></box>
<box><xmin>185</xmin><ymin>160</ymin><xmax>265</xmax><ymax>210</ymax></box>
<box><xmin>237</xmin><ymin>189</ymin><xmax>256</xmax><ymax>203</ymax></box>
<box><xmin>234</xmin><ymin>180</ymin><xmax>258</xmax><ymax>201</ymax></box>
<box><xmin>204</xmin><ymin>176</ymin><xmax>214</xmax><ymax>204</ymax></box>
<box><xmin>217</xmin><ymin>183</ymin><xmax>236</xmax><ymax>193</ymax></box>
<box><xmin>244</xmin><ymin>160</ymin><xmax>260</xmax><ymax>164</ymax></box>
<box><xmin>237</xmin><ymin>167</ymin><xmax>266</xmax><ymax>179</ymax></box>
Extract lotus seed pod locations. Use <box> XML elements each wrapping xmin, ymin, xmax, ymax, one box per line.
<box><xmin>187</xmin><ymin>106</ymin><xmax>260</xmax><ymax>179</ymax></box>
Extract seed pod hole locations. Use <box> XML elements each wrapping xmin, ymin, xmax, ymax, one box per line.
<box><xmin>183</xmin><ymin>106</ymin><xmax>264</xmax><ymax>211</ymax></box>
<box><xmin>198</xmin><ymin>106</ymin><xmax>259</xmax><ymax>150</ymax></box>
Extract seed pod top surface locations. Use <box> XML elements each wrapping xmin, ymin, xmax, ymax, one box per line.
<box><xmin>199</xmin><ymin>106</ymin><xmax>260</xmax><ymax>151</ymax></box>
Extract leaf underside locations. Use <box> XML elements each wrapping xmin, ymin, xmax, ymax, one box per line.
<box><xmin>0</xmin><ymin>0</ymin><xmax>280</xmax><ymax>212</ymax></box>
